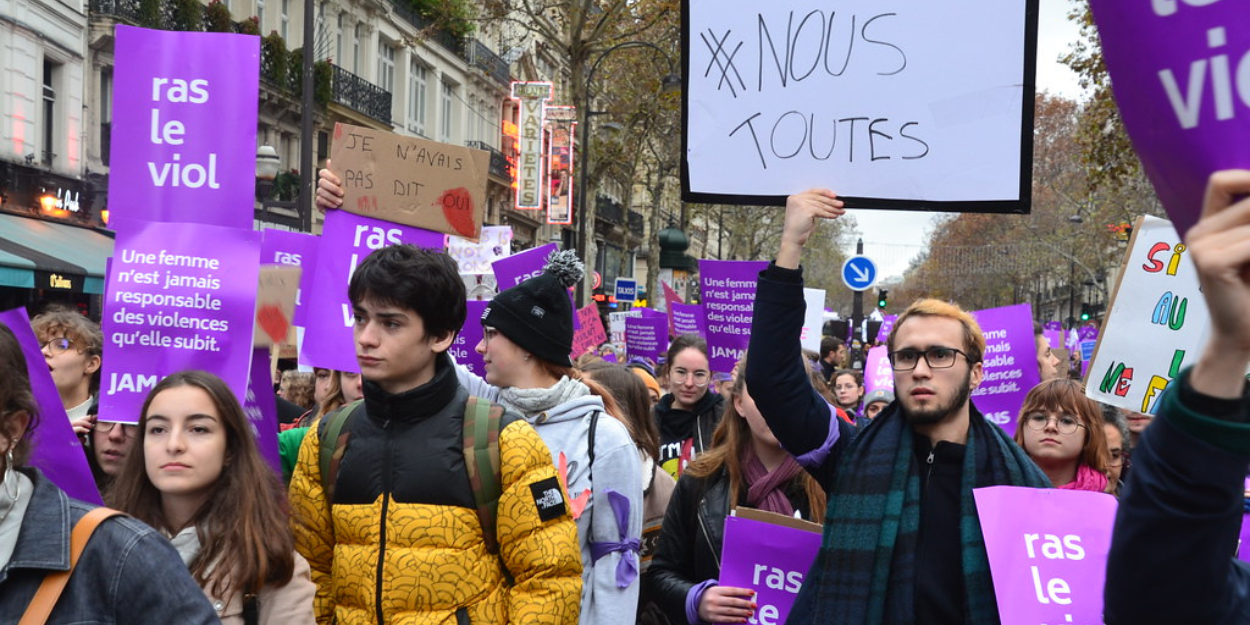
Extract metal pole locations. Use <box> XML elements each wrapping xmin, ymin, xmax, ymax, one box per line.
<box><xmin>575</xmin><ymin>93</ymin><xmax>592</xmax><ymax>307</ymax></box>
<box><xmin>299</xmin><ymin>0</ymin><xmax>316</xmax><ymax>232</ymax></box>
<box><xmin>851</xmin><ymin>237</ymin><xmax>864</xmax><ymax>368</ymax></box>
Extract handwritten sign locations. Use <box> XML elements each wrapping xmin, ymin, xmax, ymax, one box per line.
<box><xmin>975</xmin><ymin>486</ymin><xmax>1117</xmax><ymax>625</ymax></box>
<box><xmin>253</xmin><ymin>266</ymin><xmax>300</xmax><ymax>347</ymax></box>
<box><xmin>448</xmin><ymin>226</ymin><xmax>513</xmax><ymax>274</ymax></box>
<box><xmin>1085</xmin><ymin>215</ymin><xmax>1229</xmax><ymax>415</ymax></box>
<box><xmin>719</xmin><ymin>508</ymin><xmax>822</xmax><ymax>625</ymax></box>
<box><xmin>682</xmin><ymin>0</ymin><xmax>1038</xmax><ymax>212</ymax></box>
<box><xmin>329</xmin><ymin>122</ymin><xmax>489</xmax><ymax>239</ymax></box>
<box><xmin>571</xmin><ymin>305</ymin><xmax>608</xmax><ymax>358</ymax></box>
<box><xmin>970</xmin><ymin>303</ymin><xmax>1041</xmax><ymax>436</ymax></box>
<box><xmin>1087</xmin><ymin>0</ymin><xmax>1250</xmax><ymax>236</ymax></box>
<box><xmin>609</xmin><ymin>310</ymin><xmax>638</xmax><ymax>346</ymax></box>
<box><xmin>261</xmin><ymin>229</ymin><xmax>317</xmax><ymax>327</ymax></box>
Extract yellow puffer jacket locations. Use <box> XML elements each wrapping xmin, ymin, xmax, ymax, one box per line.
<box><xmin>289</xmin><ymin>365</ymin><xmax>582</xmax><ymax>625</ymax></box>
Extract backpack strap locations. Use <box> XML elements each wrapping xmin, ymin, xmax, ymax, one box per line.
<box><xmin>319</xmin><ymin>399</ymin><xmax>364</xmax><ymax>502</ymax></box>
<box><xmin>463</xmin><ymin>396</ymin><xmax>504</xmax><ymax>555</ymax></box>
<box><xmin>19</xmin><ymin>508</ymin><xmax>125</xmax><ymax>625</ymax></box>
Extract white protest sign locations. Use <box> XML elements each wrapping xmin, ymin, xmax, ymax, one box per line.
<box><xmin>800</xmin><ymin>288</ymin><xmax>826</xmax><ymax>352</ymax></box>
<box><xmin>448</xmin><ymin>226</ymin><xmax>513</xmax><ymax>274</ymax></box>
<box><xmin>683</xmin><ymin>0</ymin><xmax>1036</xmax><ymax>211</ymax></box>
<box><xmin>609</xmin><ymin>310</ymin><xmax>640</xmax><ymax>346</ymax></box>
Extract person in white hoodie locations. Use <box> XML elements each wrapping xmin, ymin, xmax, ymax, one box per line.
<box><xmin>460</xmin><ymin>250</ymin><xmax>644</xmax><ymax>625</ymax></box>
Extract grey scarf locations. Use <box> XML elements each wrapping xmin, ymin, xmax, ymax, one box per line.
<box><xmin>498</xmin><ymin>376</ymin><xmax>590</xmax><ymax>419</ymax></box>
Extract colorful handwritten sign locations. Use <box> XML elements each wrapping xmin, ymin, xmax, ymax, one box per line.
<box><xmin>701</xmin><ymin>260</ymin><xmax>767</xmax><ymax>372</ymax></box>
<box><xmin>719</xmin><ymin>508</ymin><xmax>823</xmax><ymax>625</ymax></box>
<box><xmin>1085</xmin><ymin>215</ymin><xmax>1219</xmax><ymax>415</ymax></box>
<box><xmin>970</xmin><ymin>303</ymin><xmax>1041</xmax><ymax>436</ymax></box>
<box><xmin>449</xmin><ymin>226</ymin><xmax>513</xmax><ymax>275</ymax></box>
<box><xmin>571</xmin><ymin>304</ymin><xmax>608</xmax><ymax>358</ymax></box>
<box><xmin>1087</xmin><ymin>0</ymin><xmax>1250</xmax><ymax>236</ymax></box>
<box><xmin>682</xmin><ymin>0</ymin><xmax>1038</xmax><ymax>212</ymax></box>
<box><xmin>975</xmin><ymin>486</ymin><xmax>1117</xmax><ymax>625</ymax></box>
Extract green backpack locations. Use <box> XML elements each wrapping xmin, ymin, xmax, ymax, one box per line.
<box><xmin>317</xmin><ymin>396</ymin><xmax>507</xmax><ymax>554</ymax></box>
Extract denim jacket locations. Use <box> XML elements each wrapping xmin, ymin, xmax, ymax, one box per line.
<box><xmin>0</xmin><ymin>467</ymin><xmax>218</xmax><ymax>624</ymax></box>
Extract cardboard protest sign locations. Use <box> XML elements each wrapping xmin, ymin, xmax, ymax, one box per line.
<box><xmin>626</xmin><ymin>314</ymin><xmax>667</xmax><ymax>362</ymax></box>
<box><xmin>720</xmin><ymin>507</ymin><xmax>823</xmax><ymax>625</ymax></box>
<box><xmin>0</xmin><ymin>309</ymin><xmax>101</xmax><ymax>505</ymax></box>
<box><xmin>571</xmin><ymin>305</ymin><xmax>608</xmax><ymax>358</ymax></box>
<box><xmin>670</xmin><ymin>303</ymin><xmax>706</xmax><ymax>338</ymax></box>
<box><xmin>1087</xmin><ymin>1</ymin><xmax>1250</xmax><ymax>236</ymax></box>
<box><xmin>864</xmin><ymin>345</ymin><xmax>894</xmax><ymax>395</ymax></box>
<box><xmin>682</xmin><ymin>0</ymin><xmax>1038</xmax><ymax>212</ymax></box>
<box><xmin>329</xmin><ymin>122</ymin><xmax>490</xmax><ymax>239</ymax></box>
<box><xmin>700</xmin><ymin>260</ymin><xmax>767</xmax><ymax>372</ymax></box>
<box><xmin>800</xmin><ymin>288</ymin><xmax>826</xmax><ymax>352</ymax></box>
<box><xmin>253</xmin><ymin>266</ymin><xmax>300</xmax><ymax>347</ymax></box>
<box><xmin>975</xmin><ymin>486</ymin><xmax>1117</xmax><ymax>625</ymax></box>
<box><xmin>609</xmin><ymin>311</ymin><xmax>639</xmax><ymax>346</ymax></box>
<box><xmin>261</xmin><ymin>229</ymin><xmax>318</xmax><ymax>327</ymax></box>
<box><xmin>242</xmin><ymin>348</ymin><xmax>281</xmax><ymax>474</ymax></box>
<box><xmin>492</xmin><ymin>243</ymin><xmax>558</xmax><ymax>291</ymax></box>
<box><xmin>1085</xmin><ymin>215</ymin><xmax>1225</xmax><ymax>414</ymax></box>
<box><xmin>450</xmin><ymin>300</ymin><xmax>489</xmax><ymax>376</ymax></box>
<box><xmin>299</xmin><ymin>210</ymin><xmax>447</xmax><ymax>372</ymax></box>
<box><xmin>449</xmin><ymin>226</ymin><xmax>513</xmax><ymax>274</ymax></box>
<box><xmin>970</xmin><ymin>303</ymin><xmax>1041</xmax><ymax>436</ymax></box>
<box><xmin>109</xmin><ymin>25</ymin><xmax>258</xmax><ymax>230</ymax></box>
<box><xmin>100</xmin><ymin>219</ymin><xmax>260</xmax><ymax>423</ymax></box>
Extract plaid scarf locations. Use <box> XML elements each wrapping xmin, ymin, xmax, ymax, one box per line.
<box><xmin>788</xmin><ymin>403</ymin><xmax>1049</xmax><ymax>625</ymax></box>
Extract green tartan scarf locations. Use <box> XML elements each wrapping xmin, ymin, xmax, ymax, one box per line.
<box><xmin>787</xmin><ymin>403</ymin><xmax>1050</xmax><ymax>625</ymax></box>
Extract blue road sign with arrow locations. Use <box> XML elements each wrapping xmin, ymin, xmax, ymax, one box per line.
<box><xmin>841</xmin><ymin>256</ymin><xmax>878</xmax><ymax>291</ymax></box>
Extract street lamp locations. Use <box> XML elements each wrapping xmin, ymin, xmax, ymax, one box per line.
<box><xmin>1066</xmin><ymin>212</ymin><xmax>1083</xmax><ymax>329</ymax></box>
<box><xmin>256</xmin><ymin>144</ymin><xmax>281</xmax><ymax>225</ymax></box>
<box><xmin>575</xmin><ymin>41</ymin><xmax>680</xmax><ymax>306</ymax></box>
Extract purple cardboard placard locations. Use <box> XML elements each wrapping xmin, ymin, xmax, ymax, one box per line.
<box><xmin>1087</xmin><ymin>1</ymin><xmax>1250</xmax><ymax>237</ymax></box>
<box><xmin>451</xmin><ymin>300</ymin><xmax>489</xmax><ymax>375</ymax></box>
<box><xmin>719</xmin><ymin>512</ymin><xmax>822</xmax><ymax>625</ymax></box>
<box><xmin>492</xmin><ymin>243</ymin><xmax>557</xmax><ymax>291</ymax></box>
<box><xmin>1077</xmin><ymin>325</ymin><xmax>1099</xmax><ymax>343</ymax></box>
<box><xmin>1239</xmin><ymin>513</ymin><xmax>1250</xmax><ymax>564</ymax></box>
<box><xmin>875</xmin><ymin>315</ymin><xmax>898</xmax><ymax>344</ymax></box>
<box><xmin>970</xmin><ymin>303</ymin><xmax>1042</xmax><ymax>436</ymax></box>
<box><xmin>974</xmin><ymin>486</ymin><xmax>1117</xmax><ymax>625</ymax></box>
<box><xmin>700</xmin><ymin>260</ymin><xmax>767</xmax><ymax>372</ymax></box>
<box><xmin>671</xmin><ymin>302</ymin><xmax>706</xmax><ymax>339</ymax></box>
<box><xmin>0</xmin><ymin>309</ymin><xmax>102</xmax><ymax>505</ymax></box>
<box><xmin>242</xmin><ymin>348</ymin><xmax>281</xmax><ymax>474</ymax></box>
<box><xmin>625</xmin><ymin>315</ymin><xmax>666</xmax><ymax>362</ymax></box>
<box><xmin>108</xmin><ymin>25</ymin><xmax>259</xmax><ymax>230</ymax></box>
<box><xmin>261</xmin><ymin>229</ymin><xmax>319</xmax><ymax>327</ymax></box>
<box><xmin>864</xmin><ymin>346</ymin><xmax>894</xmax><ymax>396</ymax></box>
<box><xmin>299</xmin><ymin>210</ymin><xmax>447</xmax><ymax>372</ymax></box>
<box><xmin>100</xmin><ymin>219</ymin><xmax>260</xmax><ymax>424</ymax></box>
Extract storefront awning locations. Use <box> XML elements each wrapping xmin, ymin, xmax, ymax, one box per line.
<box><xmin>0</xmin><ymin>214</ymin><xmax>114</xmax><ymax>294</ymax></box>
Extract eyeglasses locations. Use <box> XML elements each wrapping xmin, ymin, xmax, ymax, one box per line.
<box><xmin>41</xmin><ymin>337</ymin><xmax>73</xmax><ymax>355</ymax></box>
<box><xmin>1107</xmin><ymin>450</ymin><xmax>1131</xmax><ymax>468</ymax></box>
<box><xmin>482</xmin><ymin>327</ymin><xmax>500</xmax><ymax>344</ymax></box>
<box><xmin>670</xmin><ymin>368</ymin><xmax>710</xmax><ymax>387</ymax></box>
<box><xmin>1024</xmin><ymin>414</ymin><xmax>1087</xmax><ymax>435</ymax></box>
<box><xmin>96</xmin><ymin>421</ymin><xmax>137</xmax><ymax>437</ymax></box>
<box><xmin>833</xmin><ymin>383</ymin><xmax>860</xmax><ymax>392</ymax></box>
<box><xmin>887</xmin><ymin>347</ymin><xmax>969</xmax><ymax>371</ymax></box>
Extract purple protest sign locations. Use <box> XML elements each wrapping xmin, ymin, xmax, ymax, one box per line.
<box><xmin>100</xmin><ymin>219</ymin><xmax>260</xmax><ymax>424</ymax></box>
<box><xmin>671</xmin><ymin>303</ymin><xmax>706</xmax><ymax>338</ymax></box>
<box><xmin>261</xmin><ymin>229</ymin><xmax>319</xmax><ymax>327</ymax></box>
<box><xmin>300</xmin><ymin>210</ymin><xmax>447</xmax><ymax>372</ymax></box>
<box><xmin>109</xmin><ymin>25</ymin><xmax>258</xmax><ymax>230</ymax></box>
<box><xmin>970</xmin><ymin>303</ymin><xmax>1041</xmax><ymax>436</ymax></box>
<box><xmin>1240</xmin><ymin>512</ymin><xmax>1250</xmax><ymax>564</ymax></box>
<box><xmin>625</xmin><ymin>315</ymin><xmax>666</xmax><ymax>362</ymax></box>
<box><xmin>700</xmin><ymin>260</ymin><xmax>767</xmax><ymax>372</ymax></box>
<box><xmin>1086</xmin><ymin>2</ymin><xmax>1250</xmax><ymax>236</ymax></box>
<box><xmin>719</xmin><ymin>510</ymin><xmax>822</xmax><ymax>625</ymax></box>
<box><xmin>975</xmin><ymin>486</ymin><xmax>1117</xmax><ymax>625</ymax></box>
<box><xmin>492</xmin><ymin>243</ymin><xmax>557</xmax><ymax>291</ymax></box>
<box><xmin>242</xmin><ymin>349</ymin><xmax>281</xmax><ymax>474</ymax></box>
<box><xmin>0</xmin><ymin>309</ymin><xmax>101</xmax><ymax>505</ymax></box>
<box><xmin>451</xmin><ymin>300</ymin><xmax>489</xmax><ymax>375</ymax></box>
<box><xmin>1043</xmin><ymin>329</ymin><xmax>1062</xmax><ymax>355</ymax></box>
<box><xmin>1077</xmin><ymin>325</ymin><xmax>1099</xmax><ymax>343</ymax></box>
<box><xmin>875</xmin><ymin>315</ymin><xmax>898</xmax><ymax>344</ymax></box>
<box><xmin>863</xmin><ymin>346</ymin><xmax>894</xmax><ymax>396</ymax></box>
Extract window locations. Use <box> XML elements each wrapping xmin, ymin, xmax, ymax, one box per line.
<box><xmin>408</xmin><ymin>61</ymin><xmax>427</xmax><ymax>136</ymax></box>
<box><xmin>467</xmin><ymin>98</ymin><xmax>478</xmax><ymax>143</ymax></box>
<box><xmin>353</xmin><ymin>24</ymin><xmax>362</xmax><ymax>74</ymax></box>
<box><xmin>440</xmin><ymin>81</ymin><xmax>453</xmax><ymax>142</ymax></box>
<box><xmin>335</xmin><ymin>14</ymin><xmax>343</xmax><ymax>64</ymax></box>
<box><xmin>42</xmin><ymin>60</ymin><xmax>57</xmax><ymax>165</ymax></box>
<box><xmin>377</xmin><ymin>42</ymin><xmax>394</xmax><ymax>92</ymax></box>
<box><xmin>280</xmin><ymin>0</ymin><xmax>289</xmax><ymax>40</ymax></box>
<box><xmin>100</xmin><ymin>70</ymin><xmax>113</xmax><ymax>166</ymax></box>
<box><xmin>257</xmin><ymin>0</ymin><xmax>265</xmax><ymax>33</ymax></box>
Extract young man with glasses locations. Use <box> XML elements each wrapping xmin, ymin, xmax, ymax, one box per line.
<box><xmin>744</xmin><ymin>189</ymin><xmax>1049</xmax><ymax>625</ymax></box>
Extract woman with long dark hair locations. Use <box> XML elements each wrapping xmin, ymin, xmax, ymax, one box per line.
<box><xmin>111</xmin><ymin>371</ymin><xmax>315</xmax><ymax>624</ymax></box>
<box><xmin>653</xmin><ymin>334</ymin><xmax>726</xmax><ymax>479</ymax></box>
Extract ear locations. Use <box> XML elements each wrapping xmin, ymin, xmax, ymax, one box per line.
<box><xmin>2</xmin><ymin>410</ymin><xmax>31</xmax><ymax>454</ymax></box>
<box><xmin>85</xmin><ymin>354</ymin><xmax>102</xmax><ymax>375</ymax></box>
<box><xmin>969</xmin><ymin>361</ymin><xmax>984</xmax><ymax>389</ymax></box>
<box><xmin>429</xmin><ymin>329</ymin><xmax>457</xmax><ymax>354</ymax></box>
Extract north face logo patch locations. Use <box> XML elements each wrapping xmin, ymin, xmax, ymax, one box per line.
<box><xmin>531</xmin><ymin>476</ymin><xmax>567</xmax><ymax>522</ymax></box>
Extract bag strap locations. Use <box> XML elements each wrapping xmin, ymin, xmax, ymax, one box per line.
<box><xmin>19</xmin><ymin>508</ymin><xmax>125</xmax><ymax>625</ymax></box>
<box><xmin>319</xmin><ymin>399</ymin><xmax>364</xmax><ymax>502</ymax></box>
<box><xmin>463</xmin><ymin>396</ymin><xmax>504</xmax><ymax>555</ymax></box>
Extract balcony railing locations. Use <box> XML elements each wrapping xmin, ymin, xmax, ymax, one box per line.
<box><xmin>465</xmin><ymin>39</ymin><xmax>511</xmax><ymax>86</ymax></box>
<box><xmin>90</xmin><ymin>0</ymin><xmax>177</xmax><ymax>27</ymax></box>
<box><xmin>597</xmin><ymin>196</ymin><xmax>624</xmax><ymax>225</ymax></box>
<box><xmin>331</xmin><ymin>64</ymin><xmax>392</xmax><ymax>125</ymax></box>
<box><xmin>628</xmin><ymin>210</ymin><xmax>645</xmax><ymax>238</ymax></box>
<box><xmin>465</xmin><ymin>141</ymin><xmax>511</xmax><ymax>182</ymax></box>
<box><xmin>389</xmin><ymin>0</ymin><xmax>463</xmax><ymax>57</ymax></box>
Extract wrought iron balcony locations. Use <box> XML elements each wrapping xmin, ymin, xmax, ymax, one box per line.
<box><xmin>465</xmin><ymin>141</ymin><xmax>511</xmax><ymax>183</ymax></box>
<box><xmin>597</xmin><ymin>196</ymin><xmax>624</xmax><ymax>225</ymax></box>
<box><xmin>628</xmin><ymin>210</ymin><xmax>645</xmax><ymax>238</ymax></box>
<box><xmin>331</xmin><ymin>64</ymin><xmax>392</xmax><ymax>125</ymax></box>
<box><xmin>389</xmin><ymin>0</ymin><xmax>464</xmax><ymax>57</ymax></box>
<box><xmin>90</xmin><ymin>0</ymin><xmax>177</xmax><ymax>27</ymax></box>
<box><xmin>465</xmin><ymin>39</ymin><xmax>511</xmax><ymax>86</ymax></box>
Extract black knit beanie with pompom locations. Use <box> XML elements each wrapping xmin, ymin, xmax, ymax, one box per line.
<box><xmin>481</xmin><ymin>249</ymin><xmax>584</xmax><ymax>367</ymax></box>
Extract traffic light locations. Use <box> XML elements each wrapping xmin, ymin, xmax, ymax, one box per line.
<box><xmin>877</xmin><ymin>289</ymin><xmax>889</xmax><ymax>309</ymax></box>
<box><xmin>1080</xmin><ymin>304</ymin><xmax>1091</xmax><ymax>322</ymax></box>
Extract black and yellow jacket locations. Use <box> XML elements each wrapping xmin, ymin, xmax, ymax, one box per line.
<box><xmin>289</xmin><ymin>354</ymin><xmax>582</xmax><ymax>624</ymax></box>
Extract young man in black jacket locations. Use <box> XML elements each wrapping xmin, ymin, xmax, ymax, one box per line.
<box><xmin>1104</xmin><ymin>170</ymin><xmax>1250</xmax><ymax>624</ymax></box>
<box><xmin>743</xmin><ymin>189</ymin><xmax>1049</xmax><ymax>625</ymax></box>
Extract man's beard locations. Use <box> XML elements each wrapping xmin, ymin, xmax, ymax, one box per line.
<box><xmin>902</xmin><ymin>369</ymin><xmax>973</xmax><ymax>426</ymax></box>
